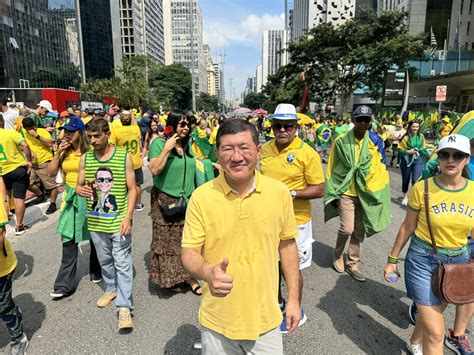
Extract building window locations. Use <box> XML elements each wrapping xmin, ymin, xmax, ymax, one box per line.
<box><xmin>470</xmin><ymin>0</ymin><xmax>473</xmax><ymax>14</ymax></box>
<box><xmin>467</xmin><ymin>22</ymin><xmax>471</xmax><ymax>36</ymax></box>
<box><xmin>461</xmin><ymin>0</ymin><xmax>464</xmax><ymax>14</ymax></box>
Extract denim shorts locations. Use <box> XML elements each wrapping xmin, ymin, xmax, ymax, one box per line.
<box><xmin>404</xmin><ymin>237</ymin><xmax>470</xmax><ymax>306</ymax></box>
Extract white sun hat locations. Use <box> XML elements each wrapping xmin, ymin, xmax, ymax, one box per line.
<box><xmin>271</xmin><ymin>103</ymin><xmax>299</xmax><ymax>120</ymax></box>
<box><xmin>436</xmin><ymin>134</ymin><xmax>471</xmax><ymax>156</ymax></box>
<box><xmin>37</xmin><ymin>100</ymin><xmax>52</xmax><ymax>112</ymax></box>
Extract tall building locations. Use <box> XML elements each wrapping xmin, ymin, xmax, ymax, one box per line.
<box><xmin>213</xmin><ymin>62</ymin><xmax>225</xmax><ymax>104</ymax></box>
<box><xmin>379</xmin><ymin>0</ymin><xmax>474</xmax><ymax>50</ymax></box>
<box><xmin>204</xmin><ymin>45</ymin><xmax>216</xmax><ymax>96</ymax></box>
<box><xmin>291</xmin><ymin>0</ymin><xmax>357</xmax><ymax>41</ymax></box>
<box><xmin>118</xmin><ymin>0</ymin><xmax>165</xmax><ymax>63</ymax></box>
<box><xmin>256</xmin><ymin>64</ymin><xmax>263</xmax><ymax>92</ymax></box>
<box><xmin>262</xmin><ymin>30</ymin><xmax>289</xmax><ymax>87</ymax></box>
<box><xmin>163</xmin><ymin>0</ymin><xmax>207</xmax><ymax>94</ymax></box>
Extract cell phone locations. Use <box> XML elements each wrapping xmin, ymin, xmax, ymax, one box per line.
<box><xmin>164</xmin><ymin>126</ymin><xmax>174</xmax><ymax>139</ymax></box>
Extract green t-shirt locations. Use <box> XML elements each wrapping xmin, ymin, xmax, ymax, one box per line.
<box><xmin>148</xmin><ymin>138</ymin><xmax>196</xmax><ymax>198</ymax></box>
<box><xmin>28</xmin><ymin>113</ymin><xmax>45</xmax><ymax>128</ymax></box>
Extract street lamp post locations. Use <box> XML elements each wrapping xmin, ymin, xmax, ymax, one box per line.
<box><xmin>189</xmin><ymin>0</ymin><xmax>196</xmax><ymax>111</ymax></box>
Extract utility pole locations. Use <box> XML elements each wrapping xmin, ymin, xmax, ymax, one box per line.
<box><xmin>218</xmin><ymin>50</ymin><xmax>227</xmax><ymax>111</ymax></box>
<box><xmin>189</xmin><ymin>0</ymin><xmax>196</xmax><ymax>111</ymax></box>
<box><xmin>228</xmin><ymin>76</ymin><xmax>233</xmax><ymax>110</ymax></box>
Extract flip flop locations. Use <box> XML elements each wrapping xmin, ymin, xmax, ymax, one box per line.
<box><xmin>190</xmin><ymin>284</ymin><xmax>202</xmax><ymax>296</ymax></box>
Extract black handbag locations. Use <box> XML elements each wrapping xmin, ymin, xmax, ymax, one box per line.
<box><xmin>159</xmin><ymin>154</ymin><xmax>187</xmax><ymax>220</ymax></box>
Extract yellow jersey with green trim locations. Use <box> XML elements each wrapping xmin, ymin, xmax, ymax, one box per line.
<box><xmin>109</xmin><ymin>124</ymin><xmax>142</xmax><ymax>169</ymax></box>
<box><xmin>408</xmin><ymin>177</ymin><xmax>474</xmax><ymax>249</ymax></box>
<box><xmin>0</xmin><ymin>184</ymin><xmax>17</xmax><ymax>277</ymax></box>
<box><xmin>260</xmin><ymin>136</ymin><xmax>324</xmax><ymax>225</ymax></box>
<box><xmin>0</xmin><ymin>128</ymin><xmax>27</xmax><ymax>175</ymax></box>
<box><xmin>84</xmin><ymin>147</ymin><xmax>128</xmax><ymax>233</ymax></box>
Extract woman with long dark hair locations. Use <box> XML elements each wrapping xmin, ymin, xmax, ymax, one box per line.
<box><xmin>148</xmin><ymin>110</ymin><xmax>201</xmax><ymax>294</ymax></box>
<box><xmin>47</xmin><ymin>118</ymin><xmax>102</xmax><ymax>299</ymax></box>
<box><xmin>141</xmin><ymin>118</ymin><xmax>161</xmax><ymax>160</ymax></box>
<box><xmin>398</xmin><ymin>120</ymin><xmax>429</xmax><ymax>206</ymax></box>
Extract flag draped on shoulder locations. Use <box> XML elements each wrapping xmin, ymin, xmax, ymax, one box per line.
<box><xmin>324</xmin><ymin>130</ymin><xmax>391</xmax><ymax>237</ymax></box>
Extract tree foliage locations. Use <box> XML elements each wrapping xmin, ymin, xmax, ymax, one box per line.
<box><xmin>150</xmin><ymin>64</ymin><xmax>192</xmax><ymax>110</ymax></box>
<box><xmin>242</xmin><ymin>92</ymin><xmax>267</xmax><ymax>110</ymax></box>
<box><xmin>264</xmin><ymin>11</ymin><xmax>426</xmax><ymax>112</ymax></box>
<box><xmin>196</xmin><ymin>92</ymin><xmax>219</xmax><ymax>112</ymax></box>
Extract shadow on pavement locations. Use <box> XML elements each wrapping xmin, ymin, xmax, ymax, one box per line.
<box><xmin>318</xmin><ymin>275</ymin><xmax>409</xmax><ymax>354</ymax></box>
<box><xmin>312</xmin><ymin>241</ymin><xmax>335</xmax><ymax>269</ymax></box>
<box><xmin>163</xmin><ymin>324</ymin><xmax>201</xmax><ymax>354</ymax></box>
<box><xmin>12</xmin><ymin>251</ymin><xmax>34</xmax><ymax>281</ymax></box>
<box><xmin>0</xmin><ymin>293</ymin><xmax>46</xmax><ymax>349</ymax></box>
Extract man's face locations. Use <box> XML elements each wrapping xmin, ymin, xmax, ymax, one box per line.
<box><xmin>353</xmin><ymin>116</ymin><xmax>371</xmax><ymax>137</ymax></box>
<box><xmin>120</xmin><ymin>113</ymin><xmax>132</xmax><ymax>125</ymax></box>
<box><xmin>95</xmin><ymin>170</ymin><xmax>113</xmax><ymax>193</ymax></box>
<box><xmin>272</xmin><ymin>119</ymin><xmax>298</xmax><ymax>145</ymax></box>
<box><xmin>38</xmin><ymin>106</ymin><xmax>48</xmax><ymax>117</ymax></box>
<box><xmin>87</xmin><ymin>130</ymin><xmax>110</xmax><ymax>151</ymax></box>
<box><xmin>82</xmin><ymin>111</ymin><xmax>88</xmax><ymax>118</ymax></box>
<box><xmin>217</xmin><ymin>131</ymin><xmax>260</xmax><ymax>184</ymax></box>
<box><xmin>74</xmin><ymin>110</ymin><xmax>81</xmax><ymax>118</ymax></box>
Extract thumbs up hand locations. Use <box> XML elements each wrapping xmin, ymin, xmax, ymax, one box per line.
<box><xmin>206</xmin><ymin>257</ymin><xmax>234</xmax><ymax>297</ymax></box>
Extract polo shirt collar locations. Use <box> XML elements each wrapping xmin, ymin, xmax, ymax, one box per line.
<box><xmin>271</xmin><ymin>136</ymin><xmax>302</xmax><ymax>154</ymax></box>
<box><xmin>216</xmin><ymin>170</ymin><xmax>263</xmax><ymax>196</ymax></box>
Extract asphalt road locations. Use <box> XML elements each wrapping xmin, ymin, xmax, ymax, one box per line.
<box><xmin>0</xmin><ymin>158</ymin><xmax>461</xmax><ymax>354</ymax></box>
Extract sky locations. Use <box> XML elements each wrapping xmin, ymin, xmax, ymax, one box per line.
<box><xmin>200</xmin><ymin>0</ymin><xmax>285</xmax><ymax>100</ymax></box>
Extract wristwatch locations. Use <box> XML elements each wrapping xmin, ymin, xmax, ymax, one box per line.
<box><xmin>290</xmin><ymin>190</ymin><xmax>297</xmax><ymax>199</ymax></box>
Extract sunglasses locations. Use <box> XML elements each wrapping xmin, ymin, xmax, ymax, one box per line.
<box><xmin>96</xmin><ymin>177</ymin><xmax>113</xmax><ymax>183</ymax></box>
<box><xmin>272</xmin><ymin>123</ymin><xmax>296</xmax><ymax>130</ymax></box>
<box><xmin>354</xmin><ymin>116</ymin><xmax>371</xmax><ymax>123</ymax></box>
<box><xmin>438</xmin><ymin>151</ymin><xmax>468</xmax><ymax>161</ymax></box>
<box><xmin>178</xmin><ymin>121</ymin><xmax>190</xmax><ymax>128</ymax></box>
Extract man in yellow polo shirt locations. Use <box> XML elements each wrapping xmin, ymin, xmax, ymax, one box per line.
<box><xmin>181</xmin><ymin>119</ymin><xmax>301</xmax><ymax>353</ymax></box>
<box><xmin>0</xmin><ymin>116</ymin><xmax>33</xmax><ymax>235</ymax></box>
<box><xmin>0</xmin><ymin>177</ymin><xmax>28</xmax><ymax>352</ymax></box>
<box><xmin>260</xmin><ymin>103</ymin><xmax>324</xmax><ymax>333</ymax></box>
<box><xmin>110</xmin><ymin>110</ymin><xmax>145</xmax><ymax>212</ymax></box>
<box><xmin>22</xmin><ymin>117</ymin><xmax>58</xmax><ymax>215</ymax></box>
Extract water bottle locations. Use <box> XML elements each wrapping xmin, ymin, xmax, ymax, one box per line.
<box><xmin>386</xmin><ymin>272</ymin><xmax>398</xmax><ymax>283</ymax></box>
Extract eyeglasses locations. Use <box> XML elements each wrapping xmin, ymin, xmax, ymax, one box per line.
<box><xmin>96</xmin><ymin>178</ymin><xmax>113</xmax><ymax>183</ymax></box>
<box><xmin>438</xmin><ymin>151</ymin><xmax>469</xmax><ymax>161</ymax></box>
<box><xmin>272</xmin><ymin>123</ymin><xmax>296</xmax><ymax>131</ymax></box>
<box><xmin>178</xmin><ymin>121</ymin><xmax>190</xmax><ymax>128</ymax></box>
<box><xmin>354</xmin><ymin>116</ymin><xmax>371</xmax><ymax>123</ymax></box>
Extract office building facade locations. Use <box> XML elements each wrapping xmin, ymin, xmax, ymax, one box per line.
<box><xmin>262</xmin><ymin>30</ymin><xmax>289</xmax><ymax>87</ymax></box>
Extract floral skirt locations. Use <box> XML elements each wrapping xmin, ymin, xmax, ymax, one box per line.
<box><xmin>149</xmin><ymin>187</ymin><xmax>190</xmax><ymax>288</ymax></box>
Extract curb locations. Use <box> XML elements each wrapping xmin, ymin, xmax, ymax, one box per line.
<box><xmin>6</xmin><ymin>193</ymin><xmax>63</xmax><ymax>237</ymax></box>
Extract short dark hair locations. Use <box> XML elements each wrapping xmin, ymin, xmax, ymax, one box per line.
<box><xmin>87</xmin><ymin>118</ymin><xmax>110</xmax><ymax>133</ymax></box>
<box><xmin>22</xmin><ymin>117</ymin><xmax>35</xmax><ymax>128</ymax></box>
<box><xmin>95</xmin><ymin>166</ymin><xmax>113</xmax><ymax>179</ymax></box>
<box><xmin>216</xmin><ymin>119</ymin><xmax>259</xmax><ymax>149</ymax></box>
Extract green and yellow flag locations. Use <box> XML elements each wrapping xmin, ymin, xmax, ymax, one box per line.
<box><xmin>324</xmin><ymin>130</ymin><xmax>392</xmax><ymax>237</ymax></box>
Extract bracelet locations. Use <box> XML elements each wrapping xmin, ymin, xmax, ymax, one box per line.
<box><xmin>387</xmin><ymin>254</ymin><xmax>398</xmax><ymax>264</ymax></box>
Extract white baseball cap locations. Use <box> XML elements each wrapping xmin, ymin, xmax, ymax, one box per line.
<box><xmin>271</xmin><ymin>103</ymin><xmax>298</xmax><ymax>120</ymax></box>
<box><xmin>37</xmin><ymin>100</ymin><xmax>52</xmax><ymax>112</ymax></box>
<box><xmin>436</xmin><ymin>134</ymin><xmax>471</xmax><ymax>155</ymax></box>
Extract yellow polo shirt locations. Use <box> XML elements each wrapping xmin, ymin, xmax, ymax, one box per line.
<box><xmin>344</xmin><ymin>137</ymin><xmax>363</xmax><ymax>197</ymax></box>
<box><xmin>182</xmin><ymin>171</ymin><xmax>297</xmax><ymax>340</ymax></box>
<box><xmin>110</xmin><ymin>124</ymin><xmax>142</xmax><ymax>169</ymax></box>
<box><xmin>0</xmin><ymin>128</ymin><xmax>27</xmax><ymax>175</ymax></box>
<box><xmin>260</xmin><ymin>137</ymin><xmax>324</xmax><ymax>225</ymax></box>
<box><xmin>0</xmin><ymin>184</ymin><xmax>17</xmax><ymax>277</ymax></box>
<box><xmin>23</xmin><ymin>128</ymin><xmax>53</xmax><ymax>165</ymax></box>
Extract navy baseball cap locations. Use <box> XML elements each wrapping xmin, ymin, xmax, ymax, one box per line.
<box><xmin>353</xmin><ymin>105</ymin><xmax>372</xmax><ymax>118</ymax></box>
<box><xmin>58</xmin><ymin>117</ymin><xmax>86</xmax><ymax>131</ymax></box>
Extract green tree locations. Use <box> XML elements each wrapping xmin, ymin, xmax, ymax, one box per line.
<box><xmin>264</xmin><ymin>11</ymin><xmax>425</xmax><ymax>112</ymax></box>
<box><xmin>196</xmin><ymin>92</ymin><xmax>219</xmax><ymax>112</ymax></box>
<box><xmin>149</xmin><ymin>64</ymin><xmax>192</xmax><ymax>110</ymax></box>
<box><xmin>242</xmin><ymin>92</ymin><xmax>267</xmax><ymax>110</ymax></box>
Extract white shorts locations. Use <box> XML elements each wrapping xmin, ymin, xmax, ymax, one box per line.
<box><xmin>296</xmin><ymin>221</ymin><xmax>314</xmax><ymax>270</ymax></box>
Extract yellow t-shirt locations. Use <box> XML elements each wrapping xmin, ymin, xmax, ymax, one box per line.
<box><xmin>408</xmin><ymin>177</ymin><xmax>474</xmax><ymax>249</ymax></box>
<box><xmin>109</xmin><ymin>124</ymin><xmax>142</xmax><ymax>169</ymax></box>
<box><xmin>260</xmin><ymin>137</ymin><xmax>325</xmax><ymax>225</ymax></box>
<box><xmin>197</xmin><ymin>126</ymin><xmax>207</xmax><ymax>139</ymax></box>
<box><xmin>0</xmin><ymin>128</ymin><xmax>27</xmax><ymax>175</ymax></box>
<box><xmin>82</xmin><ymin>116</ymin><xmax>93</xmax><ymax>126</ymax></box>
<box><xmin>440</xmin><ymin>123</ymin><xmax>453</xmax><ymax>138</ymax></box>
<box><xmin>0</xmin><ymin>186</ymin><xmax>17</xmax><ymax>277</ymax></box>
<box><xmin>61</xmin><ymin>150</ymin><xmax>82</xmax><ymax>188</ymax></box>
<box><xmin>182</xmin><ymin>172</ymin><xmax>297</xmax><ymax>340</ymax></box>
<box><xmin>344</xmin><ymin>137</ymin><xmax>363</xmax><ymax>197</ymax></box>
<box><xmin>23</xmin><ymin>128</ymin><xmax>53</xmax><ymax>165</ymax></box>
<box><xmin>208</xmin><ymin>126</ymin><xmax>218</xmax><ymax>145</ymax></box>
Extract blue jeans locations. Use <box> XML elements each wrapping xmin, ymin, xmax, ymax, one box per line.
<box><xmin>400</xmin><ymin>156</ymin><xmax>425</xmax><ymax>193</ymax></box>
<box><xmin>90</xmin><ymin>231</ymin><xmax>134</xmax><ymax>310</ymax></box>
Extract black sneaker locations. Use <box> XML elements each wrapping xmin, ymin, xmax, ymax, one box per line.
<box><xmin>408</xmin><ymin>302</ymin><xmax>418</xmax><ymax>325</ymax></box>
<box><xmin>445</xmin><ymin>329</ymin><xmax>474</xmax><ymax>355</ymax></box>
<box><xmin>15</xmin><ymin>224</ymin><xmax>30</xmax><ymax>236</ymax></box>
<box><xmin>45</xmin><ymin>203</ymin><xmax>57</xmax><ymax>215</ymax></box>
<box><xmin>34</xmin><ymin>194</ymin><xmax>47</xmax><ymax>205</ymax></box>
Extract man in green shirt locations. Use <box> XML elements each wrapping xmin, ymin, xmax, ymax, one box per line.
<box><xmin>332</xmin><ymin>117</ymin><xmax>349</xmax><ymax>141</ymax></box>
<box><xmin>28</xmin><ymin>100</ymin><xmax>54</xmax><ymax>133</ymax></box>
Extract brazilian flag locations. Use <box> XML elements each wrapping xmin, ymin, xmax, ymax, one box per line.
<box><xmin>316</xmin><ymin>124</ymin><xmax>332</xmax><ymax>149</ymax></box>
<box><xmin>192</xmin><ymin>129</ymin><xmax>218</xmax><ymax>163</ymax></box>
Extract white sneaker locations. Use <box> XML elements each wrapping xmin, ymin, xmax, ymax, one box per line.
<box><xmin>407</xmin><ymin>342</ymin><xmax>423</xmax><ymax>355</ymax></box>
<box><xmin>401</xmin><ymin>196</ymin><xmax>408</xmax><ymax>206</ymax></box>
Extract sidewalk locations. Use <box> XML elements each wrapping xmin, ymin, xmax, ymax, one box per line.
<box><xmin>6</xmin><ymin>188</ymin><xmax>64</xmax><ymax>237</ymax></box>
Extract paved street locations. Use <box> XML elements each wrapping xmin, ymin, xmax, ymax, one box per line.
<box><xmin>0</xmin><ymin>162</ymin><xmax>459</xmax><ymax>354</ymax></box>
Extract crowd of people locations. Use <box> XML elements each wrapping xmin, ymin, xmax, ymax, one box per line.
<box><xmin>0</xmin><ymin>98</ymin><xmax>473</xmax><ymax>355</ymax></box>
